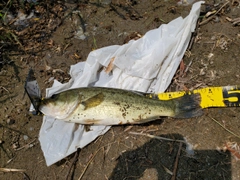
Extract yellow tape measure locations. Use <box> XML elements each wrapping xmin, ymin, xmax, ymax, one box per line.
<box><xmin>153</xmin><ymin>85</ymin><xmax>240</xmax><ymax>108</ymax></box>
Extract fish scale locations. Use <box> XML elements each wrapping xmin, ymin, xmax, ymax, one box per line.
<box><xmin>66</xmin><ymin>88</ymin><xmax>175</xmax><ymax>125</ymax></box>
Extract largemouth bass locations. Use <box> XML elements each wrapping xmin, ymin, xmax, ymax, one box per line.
<box><xmin>38</xmin><ymin>87</ymin><xmax>203</xmax><ymax>125</ymax></box>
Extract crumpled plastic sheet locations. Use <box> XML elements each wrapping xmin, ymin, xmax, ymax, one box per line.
<box><xmin>39</xmin><ymin>1</ymin><xmax>204</xmax><ymax>166</ymax></box>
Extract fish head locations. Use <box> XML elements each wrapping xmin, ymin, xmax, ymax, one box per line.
<box><xmin>39</xmin><ymin>90</ymin><xmax>80</xmax><ymax>119</ymax></box>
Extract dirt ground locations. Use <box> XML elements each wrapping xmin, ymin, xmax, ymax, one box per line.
<box><xmin>0</xmin><ymin>0</ymin><xmax>240</xmax><ymax>179</ymax></box>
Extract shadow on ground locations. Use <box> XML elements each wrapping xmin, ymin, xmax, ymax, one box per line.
<box><xmin>109</xmin><ymin>133</ymin><xmax>231</xmax><ymax>180</ymax></box>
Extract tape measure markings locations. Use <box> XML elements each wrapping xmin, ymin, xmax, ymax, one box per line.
<box><xmin>152</xmin><ymin>86</ymin><xmax>240</xmax><ymax>108</ymax></box>
<box><xmin>222</xmin><ymin>86</ymin><xmax>240</xmax><ymax>107</ymax></box>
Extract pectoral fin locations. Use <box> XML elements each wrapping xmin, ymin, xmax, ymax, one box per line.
<box><xmin>81</xmin><ymin>93</ymin><xmax>104</xmax><ymax>110</ymax></box>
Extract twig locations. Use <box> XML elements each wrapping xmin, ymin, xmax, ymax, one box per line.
<box><xmin>200</xmin><ymin>1</ymin><xmax>230</xmax><ymax>26</ymax></box>
<box><xmin>171</xmin><ymin>142</ymin><xmax>183</xmax><ymax>180</ymax></box>
<box><xmin>232</xmin><ymin>17</ymin><xmax>240</xmax><ymax>25</ymax></box>
<box><xmin>209</xmin><ymin>116</ymin><xmax>240</xmax><ymax>139</ymax></box>
<box><xmin>110</xmin><ymin>4</ymin><xmax>127</xmax><ymax>20</ymax></box>
<box><xmin>0</xmin><ymin>168</ymin><xmax>29</xmax><ymax>180</ymax></box>
<box><xmin>161</xmin><ymin>164</ymin><xmax>173</xmax><ymax>175</ymax></box>
<box><xmin>213</xmin><ymin>1</ymin><xmax>230</xmax><ymax>16</ymax></box>
<box><xmin>0</xmin><ymin>167</ymin><xmax>25</xmax><ymax>172</ymax></box>
<box><xmin>226</xmin><ymin>17</ymin><xmax>240</xmax><ymax>25</ymax></box>
<box><xmin>0</xmin><ymin>86</ymin><xmax>10</xmax><ymax>93</ymax></box>
<box><xmin>78</xmin><ymin>147</ymin><xmax>104</xmax><ymax>180</ymax></box>
<box><xmin>183</xmin><ymin>59</ymin><xmax>193</xmax><ymax>77</ymax></box>
<box><xmin>78</xmin><ymin>140</ymin><xmax>117</xmax><ymax>180</ymax></box>
<box><xmin>129</xmin><ymin>132</ymin><xmax>186</xmax><ymax>143</ymax></box>
<box><xmin>15</xmin><ymin>138</ymin><xmax>37</xmax><ymax>151</ymax></box>
<box><xmin>22</xmin><ymin>172</ymin><xmax>30</xmax><ymax>180</ymax></box>
<box><xmin>65</xmin><ymin>149</ymin><xmax>80</xmax><ymax>180</ymax></box>
<box><xmin>0</xmin><ymin>123</ymin><xmax>28</xmax><ymax>135</ymax></box>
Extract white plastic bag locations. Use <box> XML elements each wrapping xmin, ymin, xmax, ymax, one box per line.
<box><xmin>39</xmin><ymin>1</ymin><xmax>204</xmax><ymax>166</ymax></box>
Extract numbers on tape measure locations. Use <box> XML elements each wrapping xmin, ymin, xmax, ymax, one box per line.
<box><xmin>223</xmin><ymin>86</ymin><xmax>240</xmax><ymax>107</ymax></box>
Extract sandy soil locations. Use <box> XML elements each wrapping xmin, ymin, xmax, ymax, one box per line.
<box><xmin>0</xmin><ymin>0</ymin><xmax>240</xmax><ymax>179</ymax></box>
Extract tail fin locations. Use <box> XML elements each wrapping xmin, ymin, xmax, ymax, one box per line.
<box><xmin>24</xmin><ymin>69</ymin><xmax>42</xmax><ymax>115</ymax></box>
<box><xmin>173</xmin><ymin>93</ymin><xmax>203</xmax><ymax>118</ymax></box>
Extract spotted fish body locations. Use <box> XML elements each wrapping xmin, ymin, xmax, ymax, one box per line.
<box><xmin>39</xmin><ymin>87</ymin><xmax>203</xmax><ymax>125</ymax></box>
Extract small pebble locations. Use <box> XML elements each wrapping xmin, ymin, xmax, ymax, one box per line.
<box><xmin>211</xmin><ymin>36</ymin><xmax>216</xmax><ymax>41</ymax></box>
<box><xmin>23</xmin><ymin>135</ymin><xmax>29</xmax><ymax>141</ymax></box>
<box><xmin>29</xmin><ymin>127</ymin><xmax>34</xmax><ymax>131</ymax></box>
<box><xmin>207</xmin><ymin>53</ymin><xmax>214</xmax><ymax>59</ymax></box>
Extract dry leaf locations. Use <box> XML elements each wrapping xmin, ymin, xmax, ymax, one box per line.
<box><xmin>105</xmin><ymin>57</ymin><xmax>115</xmax><ymax>74</ymax></box>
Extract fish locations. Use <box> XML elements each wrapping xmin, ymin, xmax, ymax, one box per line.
<box><xmin>38</xmin><ymin>87</ymin><xmax>203</xmax><ymax>125</ymax></box>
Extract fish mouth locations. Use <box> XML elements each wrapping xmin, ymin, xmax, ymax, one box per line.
<box><xmin>39</xmin><ymin>94</ymin><xmax>81</xmax><ymax>120</ymax></box>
